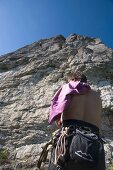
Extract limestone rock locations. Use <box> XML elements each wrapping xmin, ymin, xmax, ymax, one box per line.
<box><xmin>0</xmin><ymin>34</ymin><xmax>113</xmax><ymax>169</ymax></box>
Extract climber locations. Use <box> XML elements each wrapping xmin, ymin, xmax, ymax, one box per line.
<box><xmin>48</xmin><ymin>71</ymin><xmax>105</xmax><ymax>170</ymax></box>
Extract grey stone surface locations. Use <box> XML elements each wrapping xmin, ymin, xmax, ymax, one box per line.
<box><xmin>0</xmin><ymin>34</ymin><xmax>113</xmax><ymax>169</ymax></box>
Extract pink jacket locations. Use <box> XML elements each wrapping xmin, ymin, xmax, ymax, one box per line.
<box><xmin>48</xmin><ymin>81</ymin><xmax>91</xmax><ymax>124</ymax></box>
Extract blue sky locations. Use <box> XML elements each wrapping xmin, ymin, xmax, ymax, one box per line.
<box><xmin>0</xmin><ymin>0</ymin><xmax>113</xmax><ymax>56</ymax></box>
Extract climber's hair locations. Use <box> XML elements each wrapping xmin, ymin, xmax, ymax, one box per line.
<box><xmin>66</xmin><ymin>71</ymin><xmax>87</xmax><ymax>83</ymax></box>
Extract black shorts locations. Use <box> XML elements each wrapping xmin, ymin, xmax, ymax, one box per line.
<box><xmin>48</xmin><ymin>119</ymin><xmax>105</xmax><ymax>170</ymax></box>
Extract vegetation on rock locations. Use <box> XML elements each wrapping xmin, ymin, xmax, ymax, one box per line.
<box><xmin>0</xmin><ymin>148</ymin><xmax>10</xmax><ymax>165</ymax></box>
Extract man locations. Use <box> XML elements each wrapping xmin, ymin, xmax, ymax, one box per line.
<box><xmin>48</xmin><ymin>71</ymin><xmax>105</xmax><ymax>170</ymax></box>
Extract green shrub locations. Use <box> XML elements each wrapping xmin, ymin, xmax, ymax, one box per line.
<box><xmin>108</xmin><ymin>163</ymin><xmax>113</xmax><ymax>170</ymax></box>
<box><xmin>0</xmin><ymin>148</ymin><xmax>10</xmax><ymax>165</ymax></box>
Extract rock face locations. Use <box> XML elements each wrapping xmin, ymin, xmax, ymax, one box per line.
<box><xmin>0</xmin><ymin>34</ymin><xmax>113</xmax><ymax>169</ymax></box>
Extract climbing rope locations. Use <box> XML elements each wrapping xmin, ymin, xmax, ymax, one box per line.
<box><xmin>54</xmin><ymin>127</ymin><xmax>68</xmax><ymax>164</ymax></box>
<box><xmin>37</xmin><ymin>129</ymin><xmax>61</xmax><ymax>169</ymax></box>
